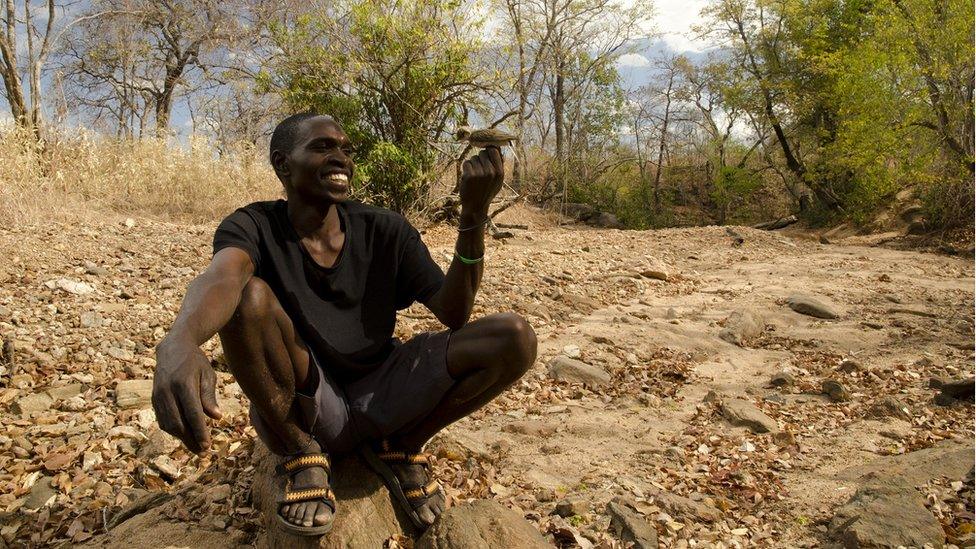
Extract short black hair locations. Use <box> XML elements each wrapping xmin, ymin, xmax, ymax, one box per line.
<box><xmin>268</xmin><ymin>112</ymin><xmax>336</xmax><ymax>165</ymax></box>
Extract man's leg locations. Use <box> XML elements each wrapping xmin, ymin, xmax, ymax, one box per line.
<box><xmin>385</xmin><ymin>312</ymin><xmax>538</xmax><ymax>525</ymax></box>
<box><xmin>218</xmin><ymin>277</ymin><xmax>332</xmax><ymax>529</ymax></box>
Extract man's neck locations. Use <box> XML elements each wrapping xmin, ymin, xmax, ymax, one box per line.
<box><xmin>285</xmin><ymin>197</ymin><xmax>342</xmax><ymax>241</ymax></box>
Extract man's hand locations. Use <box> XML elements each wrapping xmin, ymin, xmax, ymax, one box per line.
<box><xmin>152</xmin><ymin>336</ymin><xmax>222</xmax><ymax>454</ymax></box>
<box><xmin>458</xmin><ymin>146</ymin><xmax>504</xmax><ymax>214</ymax></box>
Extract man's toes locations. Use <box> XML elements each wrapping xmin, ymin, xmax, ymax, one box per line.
<box><xmin>288</xmin><ymin>503</ymin><xmax>303</xmax><ymax>524</ymax></box>
<box><xmin>300</xmin><ymin>504</ymin><xmax>316</xmax><ymax>526</ymax></box>
<box><xmin>280</xmin><ymin>504</ymin><xmax>290</xmax><ymax>518</ymax></box>
<box><xmin>314</xmin><ymin>502</ymin><xmax>333</xmax><ymax>526</ymax></box>
<box><xmin>417</xmin><ymin>505</ymin><xmax>436</xmax><ymax>526</ymax></box>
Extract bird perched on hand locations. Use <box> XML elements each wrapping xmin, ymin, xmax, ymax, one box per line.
<box><xmin>455</xmin><ymin>126</ymin><xmax>518</xmax><ymax>149</ymax></box>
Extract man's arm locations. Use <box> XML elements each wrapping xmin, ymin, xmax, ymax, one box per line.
<box><xmin>425</xmin><ymin>147</ymin><xmax>503</xmax><ymax>330</ymax></box>
<box><xmin>153</xmin><ymin>247</ymin><xmax>254</xmax><ymax>453</ymax></box>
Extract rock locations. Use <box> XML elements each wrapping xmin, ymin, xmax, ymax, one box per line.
<box><xmin>108</xmin><ymin>347</ymin><xmax>135</xmax><ymax>361</ymax></box>
<box><xmin>646</xmin><ymin>487</ymin><xmax>722</xmax><ymax>523</ymax></box>
<box><xmin>501</xmin><ymin>420</ymin><xmax>557</xmax><ymax>437</ymax></box>
<box><xmin>718</xmin><ymin>309</ymin><xmax>764</xmax><ymax>346</ymax></box>
<box><xmin>150</xmin><ymin>455</ymin><xmax>180</xmax><ymax>481</ymax></box>
<box><xmin>23</xmin><ymin>476</ymin><xmax>57</xmax><ymax>510</ymax></box>
<box><xmin>828</xmin><ymin>479</ymin><xmax>945</xmax><ymax>548</ymax></box>
<box><xmin>562</xmin><ymin>344</ymin><xmax>581</xmax><ymax>358</ymax></box>
<box><xmin>12</xmin><ymin>392</ymin><xmax>54</xmax><ymax>416</ymax></box>
<box><xmin>80</xmin><ymin>311</ymin><xmax>104</xmax><ymax>328</ymax></box>
<box><xmin>640</xmin><ymin>259</ymin><xmax>670</xmax><ymax>281</ymax></box>
<box><xmin>606</xmin><ymin>498</ymin><xmax>658</xmax><ymax>549</ymax></box>
<box><xmin>769</xmin><ymin>372</ymin><xmax>795</xmax><ymax>388</ymax></box>
<box><xmin>46</xmin><ymin>383</ymin><xmax>83</xmax><ymax>401</ymax></box>
<box><xmin>866</xmin><ymin>397</ymin><xmax>911</xmax><ymax>421</ymax></box>
<box><xmin>416</xmin><ymin>500</ymin><xmax>549</xmax><ymax>549</ymax></box>
<box><xmin>116</xmin><ymin>379</ymin><xmax>153</xmax><ymax>409</ymax></box>
<box><xmin>554</xmin><ymin>498</ymin><xmax>587</xmax><ymax>517</ymax></box>
<box><xmin>934</xmin><ymin>377</ymin><xmax>975</xmax><ymax>406</ymax></box>
<box><xmin>53</xmin><ymin>278</ymin><xmax>95</xmax><ymax>295</ymax></box>
<box><xmin>252</xmin><ymin>441</ymin><xmax>416</xmax><ymax>548</ymax></box>
<box><xmin>138</xmin><ymin>428</ymin><xmax>180</xmax><ymax>459</ymax></box>
<box><xmin>837</xmin><ymin>359</ymin><xmax>862</xmax><ymax>373</ymax></box>
<box><xmin>786</xmin><ymin>295</ymin><xmax>839</xmax><ymax>319</ymax></box>
<box><xmin>721</xmin><ymin>399</ymin><xmax>778</xmax><ymax>434</ymax></box>
<box><xmin>822</xmin><ymin>380</ymin><xmax>851</xmax><ymax>402</ymax></box>
<box><xmin>838</xmin><ymin>439</ymin><xmax>975</xmax><ymax>486</ymax></box>
<box><xmin>547</xmin><ymin>356</ymin><xmax>611</xmax><ymax>387</ymax></box>
<box><xmin>83</xmin><ymin>261</ymin><xmax>109</xmax><ymax>276</ymax></box>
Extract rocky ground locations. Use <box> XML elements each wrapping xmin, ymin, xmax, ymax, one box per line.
<box><xmin>0</xmin><ymin>205</ymin><xmax>973</xmax><ymax>548</ymax></box>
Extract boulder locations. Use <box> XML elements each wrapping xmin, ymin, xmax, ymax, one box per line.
<box><xmin>251</xmin><ymin>442</ymin><xmax>416</xmax><ymax>549</ymax></box>
<box><xmin>866</xmin><ymin>397</ymin><xmax>911</xmax><ymax>421</ymax></box>
<box><xmin>415</xmin><ymin>500</ymin><xmax>549</xmax><ymax>549</ymax></box>
<box><xmin>786</xmin><ymin>295</ymin><xmax>839</xmax><ymax>319</ymax></box>
<box><xmin>718</xmin><ymin>309</ymin><xmax>764</xmax><ymax>346</ymax></box>
<box><xmin>546</xmin><ymin>356</ymin><xmax>611</xmax><ymax>387</ymax></box>
<box><xmin>829</xmin><ymin>479</ymin><xmax>945</xmax><ymax>548</ymax></box>
<box><xmin>606</xmin><ymin>498</ymin><xmax>658</xmax><ymax>549</ymax></box>
<box><xmin>721</xmin><ymin>399</ymin><xmax>778</xmax><ymax>434</ymax></box>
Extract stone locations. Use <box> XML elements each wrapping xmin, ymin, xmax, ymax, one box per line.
<box><xmin>52</xmin><ymin>278</ymin><xmax>94</xmax><ymax>295</ymax></box>
<box><xmin>80</xmin><ymin>311</ymin><xmax>104</xmax><ymax>328</ymax></box>
<box><xmin>415</xmin><ymin>500</ymin><xmax>549</xmax><ymax>549</ymax></box>
<box><xmin>12</xmin><ymin>392</ymin><xmax>54</xmax><ymax>416</ymax></box>
<box><xmin>252</xmin><ymin>442</ymin><xmax>416</xmax><ymax>548</ymax></box>
<box><xmin>935</xmin><ymin>377</ymin><xmax>975</xmax><ymax>405</ymax></box>
<box><xmin>24</xmin><ymin>476</ymin><xmax>57</xmax><ymax>510</ymax></box>
<box><xmin>606</xmin><ymin>498</ymin><xmax>658</xmax><ymax>549</ymax></box>
<box><xmin>138</xmin><ymin>428</ymin><xmax>180</xmax><ymax>459</ymax></box>
<box><xmin>554</xmin><ymin>498</ymin><xmax>587</xmax><ymax>517</ymax></box>
<box><xmin>822</xmin><ymin>380</ymin><xmax>851</xmax><ymax>402</ymax></box>
<box><xmin>837</xmin><ymin>439</ymin><xmax>975</xmax><ymax>486</ymax></box>
<box><xmin>718</xmin><ymin>309</ymin><xmax>764</xmax><ymax>346</ymax></box>
<box><xmin>108</xmin><ymin>347</ymin><xmax>135</xmax><ymax>361</ymax></box>
<box><xmin>786</xmin><ymin>295</ymin><xmax>839</xmax><ymax>319</ymax></box>
<box><xmin>84</xmin><ymin>261</ymin><xmax>109</xmax><ymax>276</ymax></box>
<box><xmin>769</xmin><ymin>372</ymin><xmax>794</xmax><ymax>388</ymax></box>
<box><xmin>116</xmin><ymin>379</ymin><xmax>153</xmax><ymax>409</ymax></box>
<box><xmin>866</xmin><ymin>397</ymin><xmax>911</xmax><ymax>421</ymax></box>
<box><xmin>501</xmin><ymin>420</ymin><xmax>557</xmax><ymax>437</ymax></box>
<box><xmin>646</xmin><ymin>487</ymin><xmax>722</xmax><ymax>523</ymax></box>
<box><xmin>562</xmin><ymin>344</ymin><xmax>581</xmax><ymax>358</ymax></box>
<box><xmin>721</xmin><ymin>399</ymin><xmax>778</xmax><ymax>434</ymax></box>
<box><xmin>837</xmin><ymin>359</ymin><xmax>862</xmax><ymax>373</ymax></box>
<box><xmin>640</xmin><ymin>259</ymin><xmax>670</xmax><ymax>281</ymax></box>
<box><xmin>46</xmin><ymin>383</ymin><xmax>83</xmax><ymax>401</ymax></box>
<box><xmin>150</xmin><ymin>455</ymin><xmax>181</xmax><ymax>481</ymax></box>
<box><xmin>828</xmin><ymin>479</ymin><xmax>945</xmax><ymax>548</ymax></box>
<box><xmin>547</xmin><ymin>356</ymin><xmax>611</xmax><ymax>387</ymax></box>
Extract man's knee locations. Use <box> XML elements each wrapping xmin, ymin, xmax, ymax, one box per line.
<box><xmin>228</xmin><ymin>277</ymin><xmax>276</xmax><ymax>327</ymax></box>
<box><xmin>491</xmin><ymin>312</ymin><xmax>537</xmax><ymax>379</ymax></box>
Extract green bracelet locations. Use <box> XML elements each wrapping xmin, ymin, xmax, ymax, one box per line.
<box><xmin>454</xmin><ymin>249</ymin><xmax>484</xmax><ymax>264</ymax></box>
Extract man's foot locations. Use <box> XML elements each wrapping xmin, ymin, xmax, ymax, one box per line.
<box><xmin>277</xmin><ymin>440</ymin><xmax>335</xmax><ymax>531</ymax></box>
<box><xmin>363</xmin><ymin>439</ymin><xmax>446</xmax><ymax>529</ymax></box>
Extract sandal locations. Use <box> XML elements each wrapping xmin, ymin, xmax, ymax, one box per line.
<box><xmin>360</xmin><ymin>440</ymin><xmax>444</xmax><ymax>530</ymax></box>
<box><xmin>274</xmin><ymin>452</ymin><xmax>336</xmax><ymax>536</ymax></box>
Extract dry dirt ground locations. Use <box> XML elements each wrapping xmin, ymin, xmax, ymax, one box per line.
<box><xmin>0</xmin><ymin>205</ymin><xmax>973</xmax><ymax>547</ymax></box>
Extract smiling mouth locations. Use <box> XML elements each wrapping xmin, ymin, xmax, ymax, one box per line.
<box><xmin>323</xmin><ymin>173</ymin><xmax>349</xmax><ymax>189</ymax></box>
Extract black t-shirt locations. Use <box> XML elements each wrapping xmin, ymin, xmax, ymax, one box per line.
<box><xmin>212</xmin><ymin>199</ymin><xmax>445</xmax><ymax>382</ymax></box>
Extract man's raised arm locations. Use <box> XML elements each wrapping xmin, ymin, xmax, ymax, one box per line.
<box><xmin>425</xmin><ymin>147</ymin><xmax>504</xmax><ymax>330</ymax></box>
<box><xmin>152</xmin><ymin>247</ymin><xmax>254</xmax><ymax>453</ymax></box>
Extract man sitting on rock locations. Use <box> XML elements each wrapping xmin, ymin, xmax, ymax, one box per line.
<box><xmin>151</xmin><ymin>113</ymin><xmax>537</xmax><ymax>535</ymax></box>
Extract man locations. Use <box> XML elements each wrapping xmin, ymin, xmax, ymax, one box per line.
<box><xmin>152</xmin><ymin>113</ymin><xmax>537</xmax><ymax>536</ymax></box>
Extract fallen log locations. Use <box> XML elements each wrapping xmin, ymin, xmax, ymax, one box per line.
<box><xmin>753</xmin><ymin>215</ymin><xmax>798</xmax><ymax>230</ymax></box>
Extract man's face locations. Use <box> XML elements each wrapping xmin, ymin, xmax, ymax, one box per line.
<box><xmin>279</xmin><ymin>116</ymin><xmax>355</xmax><ymax>202</ymax></box>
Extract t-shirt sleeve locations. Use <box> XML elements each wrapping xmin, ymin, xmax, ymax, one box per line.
<box><xmin>395</xmin><ymin>225</ymin><xmax>445</xmax><ymax>310</ymax></box>
<box><xmin>212</xmin><ymin>209</ymin><xmax>262</xmax><ymax>271</ymax></box>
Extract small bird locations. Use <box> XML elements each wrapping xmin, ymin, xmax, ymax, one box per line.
<box><xmin>455</xmin><ymin>126</ymin><xmax>518</xmax><ymax>148</ymax></box>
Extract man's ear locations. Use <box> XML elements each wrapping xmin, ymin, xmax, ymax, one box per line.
<box><xmin>270</xmin><ymin>150</ymin><xmax>290</xmax><ymax>179</ymax></box>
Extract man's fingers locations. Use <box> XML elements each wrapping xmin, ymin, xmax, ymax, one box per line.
<box><xmin>176</xmin><ymin>385</ymin><xmax>211</xmax><ymax>452</ymax></box>
<box><xmin>485</xmin><ymin>146</ymin><xmax>503</xmax><ymax>174</ymax></box>
<box><xmin>152</xmin><ymin>390</ymin><xmax>190</xmax><ymax>444</ymax></box>
<box><xmin>200</xmin><ymin>368</ymin><xmax>223</xmax><ymax>420</ymax></box>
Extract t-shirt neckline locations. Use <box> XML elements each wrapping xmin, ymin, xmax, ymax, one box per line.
<box><xmin>280</xmin><ymin>199</ymin><xmax>349</xmax><ymax>273</ymax></box>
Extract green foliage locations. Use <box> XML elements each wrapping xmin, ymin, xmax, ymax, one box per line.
<box><xmin>355</xmin><ymin>141</ymin><xmax>426</xmax><ymax>212</ymax></box>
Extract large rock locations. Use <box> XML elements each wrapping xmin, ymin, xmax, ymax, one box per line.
<box><xmin>828</xmin><ymin>479</ymin><xmax>945</xmax><ymax>548</ymax></box>
<box><xmin>786</xmin><ymin>295</ymin><xmax>839</xmax><ymax>319</ymax></box>
<box><xmin>646</xmin><ymin>487</ymin><xmax>722</xmax><ymax>523</ymax></box>
<box><xmin>721</xmin><ymin>399</ymin><xmax>778</xmax><ymax>434</ymax></box>
<box><xmin>718</xmin><ymin>309</ymin><xmax>764</xmax><ymax>346</ymax></box>
<box><xmin>837</xmin><ymin>439</ymin><xmax>974</xmax><ymax>486</ymax></box>
<box><xmin>606</xmin><ymin>498</ymin><xmax>658</xmax><ymax>549</ymax></box>
<box><xmin>415</xmin><ymin>499</ymin><xmax>549</xmax><ymax>548</ymax></box>
<box><xmin>251</xmin><ymin>441</ymin><xmax>416</xmax><ymax>548</ymax></box>
<box><xmin>115</xmin><ymin>379</ymin><xmax>153</xmax><ymax>409</ymax></box>
<box><xmin>546</xmin><ymin>356</ymin><xmax>611</xmax><ymax>387</ymax></box>
<box><xmin>11</xmin><ymin>393</ymin><xmax>54</xmax><ymax>416</ymax></box>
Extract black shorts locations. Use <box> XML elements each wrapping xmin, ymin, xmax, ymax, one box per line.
<box><xmin>249</xmin><ymin>329</ymin><xmax>455</xmax><ymax>455</ymax></box>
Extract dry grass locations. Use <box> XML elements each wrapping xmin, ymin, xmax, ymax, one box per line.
<box><xmin>0</xmin><ymin>126</ymin><xmax>281</xmax><ymax>226</ymax></box>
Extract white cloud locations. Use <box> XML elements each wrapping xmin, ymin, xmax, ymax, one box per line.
<box><xmin>617</xmin><ymin>53</ymin><xmax>650</xmax><ymax>67</ymax></box>
<box><xmin>643</xmin><ymin>0</ymin><xmax>714</xmax><ymax>52</ymax></box>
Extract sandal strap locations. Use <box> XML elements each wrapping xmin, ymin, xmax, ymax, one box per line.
<box><xmin>278</xmin><ymin>487</ymin><xmax>337</xmax><ymax>512</ymax></box>
<box><xmin>275</xmin><ymin>453</ymin><xmax>331</xmax><ymax>476</ymax></box>
<box><xmin>376</xmin><ymin>450</ymin><xmax>431</xmax><ymax>464</ymax></box>
<box><xmin>403</xmin><ymin>480</ymin><xmax>441</xmax><ymax>501</ymax></box>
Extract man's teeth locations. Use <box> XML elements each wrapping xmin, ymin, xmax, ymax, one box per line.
<box><xmin>326</xmin><ymin>174</ymin><xmax>348</xmax><ymax>183</ymax></box>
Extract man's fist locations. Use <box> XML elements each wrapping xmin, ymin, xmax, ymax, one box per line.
<box><xmin>458</xmin><ymin>146</ymin><xmax>504</xmax><ymax>214</ymax></box>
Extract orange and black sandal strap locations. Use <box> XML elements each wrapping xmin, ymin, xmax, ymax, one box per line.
<box><xmin>278</xmin><ymin>487</ymin><xmax>337</xmax><ymax>511</ymax></box>
<box><xmin>403</xmin><ymin>480</ymin><xmax>441</xmax><ymax>502</ymax></box>
<box><xmin>275</xmin><ymin>453</ymin><xmax>331</xmax><ymax>476</ymax></box>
